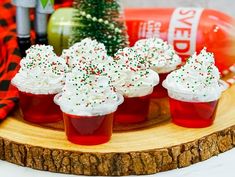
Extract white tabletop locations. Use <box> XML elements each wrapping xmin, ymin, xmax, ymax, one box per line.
<box><xmin>1</xmin><ymin>148</ymin><xmax>235</xmax><ymax>177</ymax></box>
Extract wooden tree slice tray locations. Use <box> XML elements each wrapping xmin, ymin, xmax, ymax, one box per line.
<box><xmin>15</xmin><ymin>97</ymin><xmax>170</xmax><ymax>132</ymax></box>
<box><xmin>0</xmin><ymin>85</ymin><xmax>235</xmax><ymax>176</ymax></box>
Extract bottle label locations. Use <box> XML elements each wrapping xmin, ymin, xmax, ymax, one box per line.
<box><xmin>168</xmin><ymin>8</ymin><xmax>203</xmax><ymax>58</ymax></box>
<box><xmin>138</xmin><ymin>20</ymin><xmax>162</xmax><ymax>39</ymax></box>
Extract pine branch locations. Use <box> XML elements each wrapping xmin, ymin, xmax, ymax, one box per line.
<box><xmin>71</xmin><ymin>0</ymin><xmax>129</xmax><ymax>56</ymax></box>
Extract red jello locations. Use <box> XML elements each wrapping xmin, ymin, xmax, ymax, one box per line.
<box><xmin>114</xmin><ymin>96</ymin><xmax>150</xmax><ymax>124</ymax></box>
<box><xmin>19</xmin><ymin>91</ymin><xmax>63</xmax><ymax>123</ymax></box>
<box><xmin>151</xmin><ymin>73</ymin><xmax>169</xmax><ymax>98</ymax></box>
<box><xmin>169</xmin><ymin>97</ymin><xmax>219</xmax><ymax>128</ymax></box>
<box><xmin>63</xmin><ymin>113</ymin><xmax>114</xmax><ymax>145</ymax></box>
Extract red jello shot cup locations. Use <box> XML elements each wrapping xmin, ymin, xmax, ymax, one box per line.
<box><xmin>63</xmin><ymin>112</ymin><xmax>114</xmax><ymax>145</ymax></box>
<box><xmin>18</xmin><ymin>91</ymin><xmax>63</xmax><ymax>123</ymax></box>
<box><xmin>151</xmin><ymin>72</ymin><xmax>169</xmax><ymax>98</ymax></box>
<box><xmin>114</xmin><ymin>95</ymin><xmax>151</xmax><ymax>124</ymax></box>
<box><xmin>167</xmin><ymin>90</ymin><xmax>220</xmax><ymax>128</ymax></box>
<box><xmin>54</xmin><ymin>93</ymin><xmax>124</xmax><ymax>145</ymax></box>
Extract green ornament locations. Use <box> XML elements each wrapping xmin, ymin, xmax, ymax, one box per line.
<box><xmin>48</xmin><ymin>8</ymin><xmax>76</xmax><ymax>55</ymax></box>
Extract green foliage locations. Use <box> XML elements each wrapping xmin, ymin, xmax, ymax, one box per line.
<box><xmin>71</xmin><ymin>0</ymin><xmax>129</xmax><ymax>56</ymax></box>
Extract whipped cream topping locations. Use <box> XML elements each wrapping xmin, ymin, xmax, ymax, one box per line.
<box><xmin>113</xmin><ymin>47</ymin><xmax>159</xmax><ymax>97</ymax></box>
<box><xmin>12</xmin><ymin>45</ymin><xmax>68</xmax><ymax>94</ymax></box>
<box><xmin>134</xmin><ymin>38</ymin><xmax>181</xmax><ymax>73</ymax></box>
<box><xmin>62</xmin><ymin>38</ymin><xmax>159</xmax><ymax>98</ymax></box>
<box><xmin>62</xmin><ymin>38</ymin><xmax>111</xmax><ymax>74</ymax></box>
<box><xmin>163</xmin><ymin>48</ymin><xmax>223</xmax><ymax>102</ymax></box>
<box><xmin>55</xmin><ymin>69</ymin><xmax>123</xmax><ymax>116</ymax></box>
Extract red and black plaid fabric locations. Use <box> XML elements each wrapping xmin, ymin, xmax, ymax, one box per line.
<box><xmin>0</xmin><ymin>1</ymin><xmax>19</xmax><ymax>119</ymax></box>
<box><xmin>0</xmin><ymin>1</ymin><xmax>15</xmax><ymax>32</ymax></box>
<box><xmin>0</xmin><ymin>0</ymin><xmax>72</xmax><ymax>119</ymax></box>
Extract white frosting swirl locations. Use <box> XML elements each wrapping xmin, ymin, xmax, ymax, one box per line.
<box><xmin>113</xmin><ymin>47</ymin><xmax>159</xmax><ymax>97</ymax></box>
<box><xmin>11</xmin><ymin>45</ymin><xmax>68</xmax><ymax>94</ymax></box>
<box><xmin>163</xmin><ymin>48</ymin><xmax>223</xmax><ymax>102</ymax></box>
<box><xmin>134</xmin><ymin>38</ymin><xmax>181</xmax><ymax>73</ymax></box>
<box><xmin>55</xmin><ymin>69</ymin><xmax>123</xmax><ymax>116</ymax></box>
